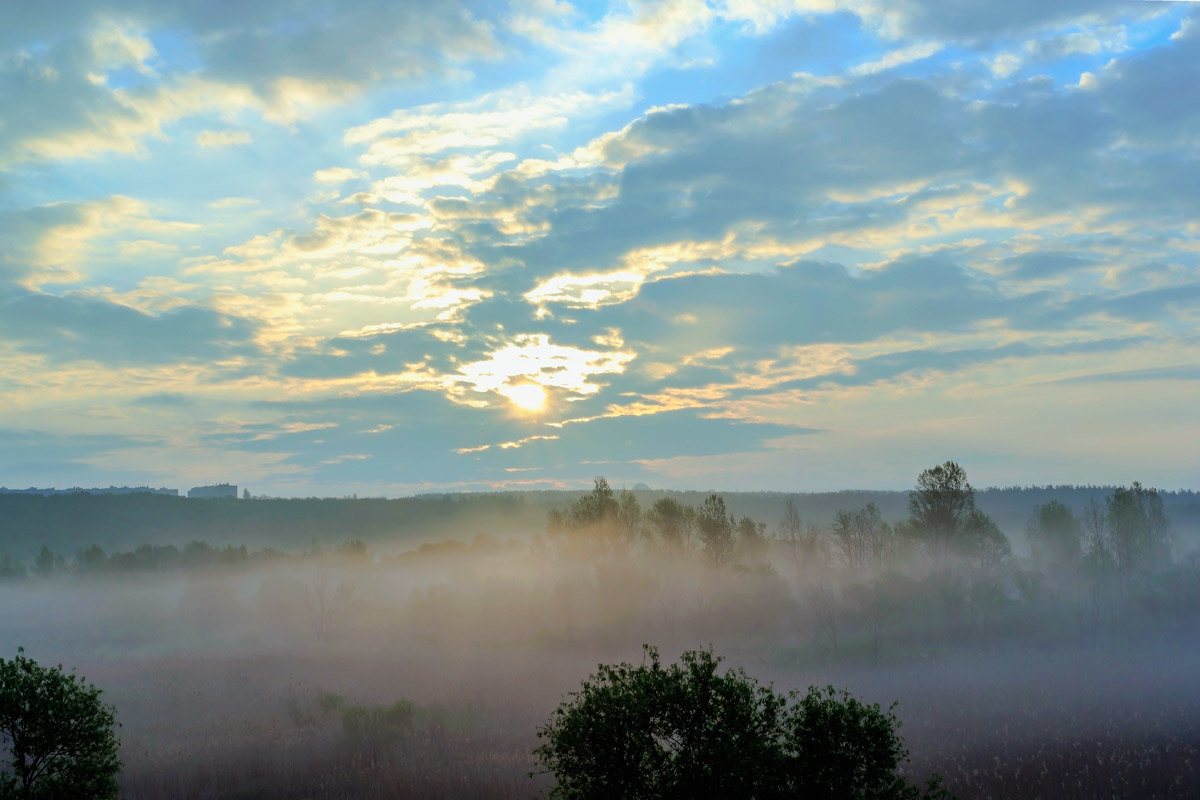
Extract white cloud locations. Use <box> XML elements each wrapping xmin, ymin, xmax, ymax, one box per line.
<box><xmin>196</xmin><ymin>128</ymin><xmax>252</xmax><ymax>148</ymax></box>
<box><xmin>313</xmin><ymin>167</ymin><xmax>366</xmax><ymax>184</ymax></box>
<box><xmin>848</xmin><ymin>41</ymin><xmax>944</xmax><ymax>76</ymax></box>
<box><xmin>208</xmin><ymin>196</ymin><xmax>260</xmax><ymax>209</ymax></box>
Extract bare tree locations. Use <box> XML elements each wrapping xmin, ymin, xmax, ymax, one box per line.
<box><xmin>779</xmin><ymin>497</ymin><xmax>824</xmax><ymax>574</ymax></box>
<box><xmin>303</xmin><ymin>573</ymin><xmax>359</xmax><ymax>640</ymax></box>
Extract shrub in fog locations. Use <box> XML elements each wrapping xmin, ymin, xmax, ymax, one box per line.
<box><xmin>535</xmin><ymin>645</ymin><xmax>953</xmax><ymax>799</ymax></box>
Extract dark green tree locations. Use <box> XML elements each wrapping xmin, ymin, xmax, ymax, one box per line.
<box><xmin>534</xmin><ymin>646</ymin><xmax>952</xmax><ymax>800</ymax></box>
<box><xmin>73</xmin><ymin>544</ymin><xmax>108</xmax><ymax>573</ymax></box>
<box><xmin>736</xmin><ymin>515</ymin><xmax>769</xmax><ymax>558</ymax></box>
<box><xmin>0</xmin><ymin>648</ymin><xmax>121</xmax><ymax>800</ymax></box>
<box><xmin>617</xmin><ymin>490</ymin><xmax>642</xmax><ymax>540</ymax></box>
<box><xmin>645</xmin><ymin>497</ymin><xmax>694</xmax><ymax>551</ymax></box>
<box><xmin>1026</xmin><ymin>500</ymin><xmax>1082</xmax><ymax>572</ymax></box>
<box><xmin>568</xmin><ymin>477</ymin><xmax>620</xmax><ymax>530</ymax></box>
<box><xmin>696</xmin><ymin>494</ymin><xmax>734</xmax><ymax>565</ymax></box>
<box><xmin>1105</xmin><ymin>482</ymin><xmax>1170</xmax><ymax>579</ymax></box>
<box><xmin>0</xmin><ymin>555</ymin><xmax>24</xmax><ymax>581</ymax></box>
<box><xmin>963</xmin><ymin>509</ymin><xmax>1010</xmax><ymax>571</ymax></box>
<box><xmin>32</xmin><ymin>546</ymin><xmax>64</xmax><ymax>578</ymax></box>
<box><xmin>906</xmin><ymin>461</ymin><xmax>975</xmax><ymax>559</ymax></box>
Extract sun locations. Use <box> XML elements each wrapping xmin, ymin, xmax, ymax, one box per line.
<box><xmin>503</xmin><ymin>382</ymin><xmax>547</xmax><ymax>412</ymax></box>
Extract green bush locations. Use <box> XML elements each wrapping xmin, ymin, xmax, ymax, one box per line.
<box><xmin>535</xmin><ymin>646</ymin><xmax>953</xmax><ymax>800</ymax></box>
<box><xmin>0</xmin><ymin>648</ymin><xmax>121</xmax><ymax>800</ymax></box>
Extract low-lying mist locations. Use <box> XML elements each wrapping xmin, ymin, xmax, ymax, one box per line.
<box><xmin>2</xmin><ymin>477</ymin><xmax>1199</xmax><ymax>798</ymax></box>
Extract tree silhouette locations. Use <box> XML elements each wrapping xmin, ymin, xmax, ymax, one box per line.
<box><xmin>696</xmin><ymin>494</ymin><xmax>734</xmax><ymax>565</ymax></box>
<box><xmin>907</xmin><ymin>461</ymin><xmax>975</xmax><ymax>559</ymax></box>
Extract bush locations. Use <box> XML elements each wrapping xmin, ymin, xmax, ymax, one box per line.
<box><xmin>0</xmin><ymin>648</ymin><xmax>121</xmax><ymax>799</ymax></box>
<box><xmin>535</xmin><ymin>646</ymin><xmax>952</xmax><ymax>800</ymax></box>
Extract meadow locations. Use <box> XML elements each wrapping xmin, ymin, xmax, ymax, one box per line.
<box><xmin>2</xmin><ymin>478</ymin><xmax>1199</xmax><ymax>799</ymax></box>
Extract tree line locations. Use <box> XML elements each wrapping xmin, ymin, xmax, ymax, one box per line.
<box><xmin>545</xmin><ymin>462</ymin><xmax>1177</xmax><ymax>586</ymax></box>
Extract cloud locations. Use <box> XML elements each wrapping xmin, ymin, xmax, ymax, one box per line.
<box><xmin>0</xmin><ymin>196</ymin><xmax>199</xmax><ymax>287</ymax></box>
<box><xmin>2</xmin><ymin>0</ymin><xmax>1196</xmax><ymax>493</ymax></box>
<box><xmin>196</xmin><ymin>128</ymin><xmax>252</xmax><ymax>148</ymax></box>
<box><xmin>0</xmin><ymin>2</ymin><xmax>501</xmax><ymax>166</ymax></box>
<box><xmin>848</xmin><ymin>40</ymin><xmax>944</xmax><ymax>75</ymax></box>
<box><xmin>313</xmin><ymin>167</ymin><xmax>366</xmax><ymax>184</ymax></box>
<box><xmin>208</xmin><ymin>196</ymin><xmax>260</xmax><ymax>210</ymax></box>
<box><xmin>0</xmin><ymin>288</ymin><xmax>261</xmax><ymax>366</ymax></box>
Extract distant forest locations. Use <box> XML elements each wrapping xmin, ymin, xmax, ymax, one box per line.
<box><xmin>1</xmin><ymin>483</ymin><xmax>1197</xmax><ymax>563</ymax></box>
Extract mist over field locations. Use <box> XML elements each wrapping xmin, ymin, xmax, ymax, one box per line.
<box><xmin>2</xmin><ymin>479</ymin><xmax>1199</xmax><ymax>798</ymax></box>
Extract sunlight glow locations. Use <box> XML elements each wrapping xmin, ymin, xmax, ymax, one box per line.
<box><xmin>502</xmin><ymin>382</ymin><xmax>548</xmax><ymax>411</ymax></box>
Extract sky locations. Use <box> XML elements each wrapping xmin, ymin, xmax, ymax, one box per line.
<box><xmin>0</xmin><ymin>0</ymin><xmax>1198</xmax><ymax>497</ymax></box>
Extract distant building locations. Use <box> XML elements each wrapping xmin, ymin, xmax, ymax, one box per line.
<box><xmin>187</xmin><ymin>483</ymin><xmax>238</xmax><ymax>499</ymax></box>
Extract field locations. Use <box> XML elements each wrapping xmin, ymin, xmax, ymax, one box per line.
<box><xmin>2</xmin><ymin>487</ymin><xmax>1199</xmax><ymax>798</ymax></box>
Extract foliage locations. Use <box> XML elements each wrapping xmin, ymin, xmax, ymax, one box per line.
<box><xmin>568</xmin><ymin>478</ymin><xmax>620</xmax><ymax>530</ymax></box>
<box><xmin>534</xmin><ymin>646</ymin><xmax>953</xmax><ymax>800</ymax></box>
<box><xmin>736</xmin><ymin>515</ymin><xmax>769</xmax><ymax>558</ymax></box>
<box><xmin>31</xmin><ymin>546</ymin><xmax>63</xmax><ymax>578</ymax></box>
<box><xmin>0</xmin><ymin>648</ymin><xmax>121</xmax><ymax>800</ymax></box>
<box><xmin>907</xmin><ymin>462</ymin><xmax>1007</xmax><ymax>568</ymax></box>
<box><xmin>1025</xmin><ymin>500</ymin><xmax>1082</xmax><ymax>570</ymax></box>
<box><xmin>1105</xmin><ymin>482</ymin><xmax>1171</xmax><ymax>579</ymax></box>
<box><xmin>962</xmin><ymin>509</ymin><xmax>1010</xmax><ymax>571</ymax></box>
<box><xmin>617</xmin><ymin>491</ymin><xmax>642</xmax><ymax>540</ymax></box>
<box><xmin>341</xmin><ymin>700</ymin><xmax>416</xmax><ymax>751</ymax></box>
<box><xmin>906</xmin><ymin>461</ymin><xmax>975</xmax><ymax>557</ymax></box>
<box><xmin>645</xmin><ymin>497</ymin><xmax>694</xmax><ymax>551</ymax></box>
<box><xmin>697</xmin><ymin>494</ymin><xmax>735</xmax><ymax>565</ymax></box>
<box><xmin>0</xmin><ymin>555</ymin><xmax>24</xmax><ymax>581</ymax></box>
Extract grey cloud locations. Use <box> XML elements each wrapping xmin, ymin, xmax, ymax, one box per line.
<box><xmin>0</xmin><ymin>201</ymin><xmax>89</xmax><ymax>282</ymax></box>
<box><xmin>189</xmin><ymin>3</ymin><xmax>495</xmax><ymax>89</ymax></box>
<box><xmin>0</xmin><ymin>1</ymin><xmax>498</xmax><ymax>164</ymax></box>
<box><xmin>1043</xmin><ymin>363</ymin><xmax>1200</xmax><ymax>385</ymax></box>
<box><xmin>607</xmin><ymin>256</ymin><xmax>1008</xmax><ymax>353</ymax></box>
<box><xmin>448</xmin><ymin>33</ymin><xmax>1199</xmax><ymax>306</ymax></box>
<box><xmin>1094</xmin><ymin>25</ymin><xmax>1200</xmax><ymax>136</ymax></box>
<box><xmin>507</xmin><ymin>410</ymin><xmax>809</xmax><ymax>467</ymax></box>
<box><xmin>133</xmin><ymin>392</ymin><xmax>193</xmax><ymax>407</ymax></box>
<box><xmin>0</xmin><ymin>288</ymin><xmax>261</xmax><ymax>366</ymax></box>
<box><xmin>809</xmin><ymin>335</ymin><xmax>1153</xmax><ymax>391</ymax></box>
<box><xmin>1000</xmin><ymin>252</ymin><xmax>1099</xmax><ymax>278</ymax></box>
<box><xmin>0</xmin><ymin>428</ymin><xmax>146</xmax><ymax>487</ymax></box>
<box><xmin>875</xmin><ymin>0</ymin><xmax>1144</xmax><ymax>42</ymax></box>
<box><xmin>281</xmin><ymin>322</ymin><xmax>490</xmax><ymax>381</ymax></box>
<box><xmin>458</xmin><ymin>78</ymin><xmax>976</xmax><ymax>285</ymax></box>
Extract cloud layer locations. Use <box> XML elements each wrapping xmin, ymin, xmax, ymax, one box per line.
<box><xmin>1</xmin><ymin>0</ymin><xmax>1197</xmax><ymax>494</ymax></box>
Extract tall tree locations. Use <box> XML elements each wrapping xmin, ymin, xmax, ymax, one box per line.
<box><xmin>617</xmin><ymin>490</ymin><xmax>642</xmax><ymax>540</ymax></box>
<box><xmin>697</xmin><ymin>494</ymin><xmax>734</xmax><ymax>565</ymax></box>
<box><xmin>963</xmin><ymin>508</ymin><xmax>1010</xmax><ymax>572</ymax></box>
<box><xmin>906</xmin><ymin>461</ymin><xmax>975</xmax><ymax>559</ymax></box>
<box><xmin>646</xmin><ymin>497</ymin><xmax>694</xmax><ymax>551</ymax></box>
<box><xmin>832</xmin><ymin>504</ymin><xmax>891</xmax><ymax>572</ymax></box>
<box><xmin>1105</xmin><ymin>482</ymin><xmax>1170</xmax><ymax>579</ymax></box>
<box><xmin>568</xmin><ymin>477</ymin><xmax>620</xmax><ymax>530</ymax></box>
<box><xmin>1026</xmin><ymin>500</ymin><xmax>1082</xmax><ymax>573</ymax></box>
<box><xmin>779</xmin><ymin>497</ymin><xmax>825</xmax><ymax>572</ymax></box>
